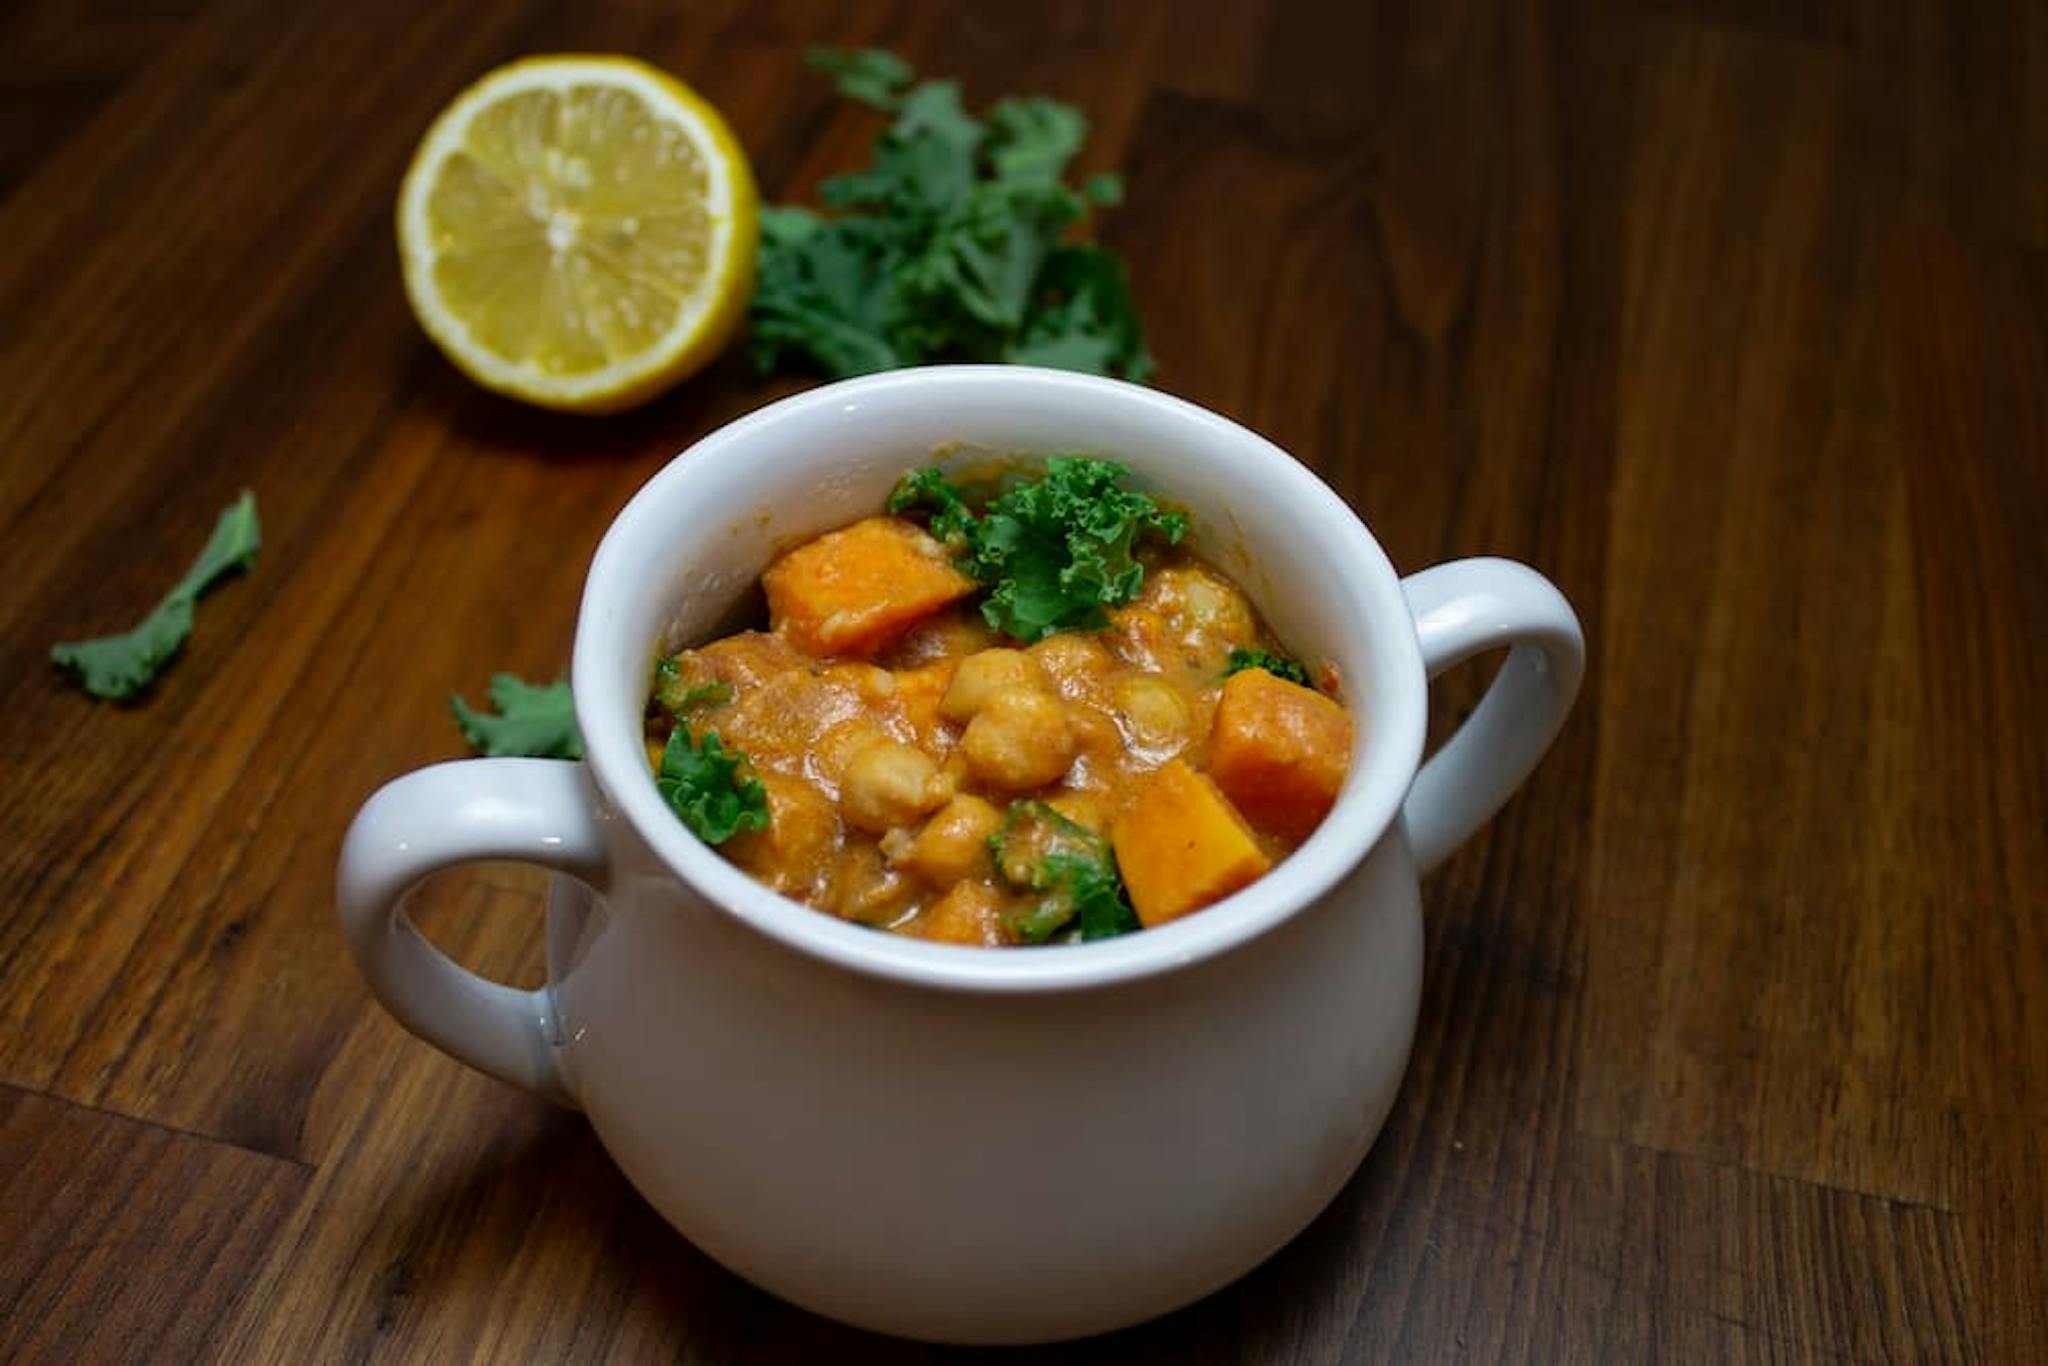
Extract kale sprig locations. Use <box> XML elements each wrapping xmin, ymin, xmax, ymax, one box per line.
<box><xmin>1223</xmin><ymin>647</ymin><xmax>1313</xmax><ymax>689</ymax></box>
<box><xmin>887</xmin><ymin>457</ymin><xmax>1185</xmax><ymax>642</ymax></box>
<box><xmin>52</xmin><ymin>491</ymin><xmax>261</xmax><ymax>702</ymax></box>
<box><xmin>657</xmin><ymin>725</ymin><xmax>769</xmax><ymax>846</ymax></box>
<box><xmin>751</xmin><ymin>49</ymin><xmax>1151</xmax><ymax>382</ymax></box>
<box><xmin>451</xmin><ymin>674</ymin><xmax>582</xmax><ymax>759</ymax></box>
<box><xmin>989</xmin><ymin>800</ymin><xmax>1140</xmax><ymax>944</ymax></box>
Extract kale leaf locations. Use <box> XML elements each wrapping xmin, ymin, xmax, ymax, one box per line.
<box><xmin>886</xmin><ymin>457</ymin><xmax>1184</xmax><ymax>642</ymax></box>
<box><xmin>1005</xmin><ymin>245</ymin><xmax>1151</xmax><ymax>381</ymax></box>
<box><xmin>653</xmin><ymin>657</ymin><xmax>734</xmax><ymax>714</ymax></box>
<box><xmin>805</xmin><ymin>47</ymin><xmax>914</xmax><ymax>111</ymax></box>
<box><xmin>673</xmin><ymin>681</ymin><xmax>734</xmax><ymax>710</ymax></box>
<box><xmin>52</xmin><ymin>491</ymin><xmax>262</xmax><ymax>702</ymax></box>
<box><xmin>1224</xmin><ymin>647</ymin><xmax>1313</xmax><ymax>689</ymax></box>
<box><xmin>884</xmin><ymin>466</ymin><xmax>977</xmax><ymax>545</ymax></box>
<box><xmin>989</xmin><ymin>800</ymin><xmax>1140</xmax><ymax>944</ymax></box>
<box><xmin>970</xmin><ymin>456</ymin><xmax>1186</xmax><ymax>640</ymax></box>
<box><xmin>751</xmin><ymin>49</ymin><xmax>1151</xmax><ymax>382</ymax></box>
<box><xmin>658</xmin><ymin>725</ymin><xmax>769</xmax><ymax>846</ymax></box>
<box><xmin>451</xmin><ymin>674</ymin><xmax>583</xmax><ymax>759</ymax></box>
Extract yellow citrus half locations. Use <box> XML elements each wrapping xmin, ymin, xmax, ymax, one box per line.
<box><xmin>397</xmin><ymin>55</ymin><xmax>757</xmax><ymax>413</ymax></box>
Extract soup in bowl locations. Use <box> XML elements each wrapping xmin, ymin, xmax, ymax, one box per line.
<box><xmin>646</xmin><ymin>456</ymin><xmax>1358</xmax><ymax>947</ymax></box>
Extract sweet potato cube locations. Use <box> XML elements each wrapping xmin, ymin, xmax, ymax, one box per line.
<box><xmin>1113</xmin><ymin>760</ymin><xmax>1272</xmax><ymax>927</ymax></box>
<box><xmin>914</xmin><ymin>879</ymin><xmax>1009</xmax><ymax>947</ymax></box>
<box><xmin>1208</xmin><ymin>668</ymin><xmax>1354</xmax><ymax>843</ymax></box>
<box><xmin>764</xmin><ymin>517</ymin><xmax>977</xmax><ymax>657</ymax></box>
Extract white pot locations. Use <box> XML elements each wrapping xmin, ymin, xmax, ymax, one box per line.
<box><xmin>339</xmin><ymin>366</ymin><xmax>1584</xmax><ymax>1345</ymax></box>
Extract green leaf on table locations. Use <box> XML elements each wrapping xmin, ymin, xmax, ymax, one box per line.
<box><xmin>1007</xmin><ymin>245</ymin><xmax>1153</xmax><ymax>382</ymax></box>
<box><xmin>51</xmin><ymin>490</ymin><xmax>261</xmax><ymax>702</ymax></box>
<box><xmin>752</xmin><ymin>208</ymin><xmax>905</xmax><ymax>378</ymax></box>
<box><xmin>451</xmin><ymin>674</ymin><xmax>582</xmax><ymax>759</ymax></box>
<box><xmin>805</xmin><ymin>47</ymin><xmax>914</xmax><ymax>112</ymax></box>
<box><xmin>751</xmin><ymin>51</ymin><xmax>1150</xmax><ymax>383</ymax></box>
<box><xmin>984</xmin><ymin>97</ymin><xmax>1088</xmax><ymax>185</ymax></box>
<box><xmin>1082</xmin><ymin>172</ymin><xmax>1124</xmax><ymax>206</ymax></box>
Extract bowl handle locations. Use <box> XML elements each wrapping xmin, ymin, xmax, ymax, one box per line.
<box><xmin>336</xmin><ymin>758</ymin><xmax>609</xmax><ymax>1106</ymax></box>
<box><xmin>1399</xmin><ymin>558</ymin><xmax>1585</xmax><ymax>875</ymax></box>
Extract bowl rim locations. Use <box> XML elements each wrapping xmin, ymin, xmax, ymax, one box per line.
<box><xmin>574</xmin><ymin>365</ymin><xmax>1427</xmax><ymax>993</ymax></box>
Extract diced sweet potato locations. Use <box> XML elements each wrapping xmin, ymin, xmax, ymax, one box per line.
<box><xmin>914</xmin><ymin>878</ymin><xmax>1009</xmax><ymax>947</ymax></box>
<box><xmin>1112</xmin><ymin>759</ymin><xmax>1272</xmax><ymax>927</ymax></box>
<box><xmin>1208</xmin><ymin>668</ymin><xmax>1354</xmax><ymax>842</ymax></box>
<box><xmin>763</xmin><ymin>516</ymin><xmax>977</xmax><ymax>657</ymax></box>
<box><xmin>723</xmin><ymin>772</ymin><xmax>837</xmax><ymax>898</ymax></box>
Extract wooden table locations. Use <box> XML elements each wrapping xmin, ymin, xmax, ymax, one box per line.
<box><xmin>3</xmin><ymin>0</ymin><xmax>2041</xmax><ymax>1359</ymax></box>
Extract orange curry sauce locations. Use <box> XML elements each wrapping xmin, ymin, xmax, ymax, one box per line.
<box><xmin>647</xmin><ymin>510</ymin><xmax>1354</xmax><ymax>948</ymax></box>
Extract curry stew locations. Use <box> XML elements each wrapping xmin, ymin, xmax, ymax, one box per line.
<box><xmin>646</xmin><ymin>459</ymin><xmax>1354</xmax><ymax>948</ymax></box>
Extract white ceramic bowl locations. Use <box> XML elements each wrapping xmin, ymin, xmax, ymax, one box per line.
<box><xmin>340</xmin><ymin>367</ymin><xmax>1583</xmax><ymax>1344</ymax></box>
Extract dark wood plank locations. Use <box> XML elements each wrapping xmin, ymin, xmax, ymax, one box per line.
<box><xmin>0</xmin><ymin>1084</ymin><xmax>307</xmax><ymax>1361</ymax></box>
<box><xmin>1576</xmin><ymin>17</ymin><xmax>2045</xmax><ymax>1234</ymax></box>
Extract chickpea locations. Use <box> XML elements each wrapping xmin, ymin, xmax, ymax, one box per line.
<box><xmin>840</xmin><ymin>739</ymin><xmax>952</xmax><ymax>834</ymax></box>
<box><xmin>1146</xmin><ymin>566</ymin><xmax>1256</xmax><ymax>643</ymax></box>
<box><xmin>828</xmin><ymin>845</ymin><xmax>918</xmax><ymax>926</ymax></box>
<box><xmin>1105</xmin><ymin>606</ymin><xmax>1170</xmax><ymax>671</ymax></box>
<box><xmin>879</xmin><ymin>825</ymin><xmax>917</xmax><ymax>866</ymax></box>
<box><xmin>1028</xmin><ymin>633</ymin><xmax>1113</xmax><ymax>689</ymax></box>
<box><xmin>1116</xmin><ymin>676</ymin><xmax>1191</xmax><ymax>748</ymax></box>
<box><xmin>960</xmin><ymin>689</ymin><xmax>1076</xmax><ymax>790</ymax></box>
<box><xmin>939</xmin><ymin>648</ymin><xmax>1043</xmax><ymax>723</ymax></box>
<box><xmin>891</xmin><ymin>794</ymin><xmax>1004</xmax><ymax>887</ymax></box>
<box><xmin>884</xmin><ymin>610</ymin><xmax>998</xmax><ymax>668</ymax></box>
<box><xmin>815</xmin><ymin>719</ymin><xmax>890</xmax><ymax>784</ymax></box>
<box><xmin>1062</xmin><ymin>704</ymin><xmax>1123</xmax><ymax>788</ymax></box>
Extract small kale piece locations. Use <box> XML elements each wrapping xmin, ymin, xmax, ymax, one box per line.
<box><xmin>1048</xmin><ymin>850</ymin><xmax>1143</xmax><ymax>942</ymax></box>
<box><xmin>674</xmin><ymin>681</ymin><xmax>734</xmax><ymax>710</ymax></box>
<box><xmin>451</xmin><ymin>675</ymin><xmax>582</xmax><ymax>759</ymax></box>
<box><xmin>658</xmin><ymin>726</ymin><xmax>769</xmax><ymax>846</ymax></box>
<box><xmin>1224</xmin><ymin>647</ymin><xmax>1313</xmax><ymax>689</ymax></box>
<box><xmin>653</xmin><ymin>657</ymin><xmax>734</xmax><ymax>714</ymax></box>
<box><xmin>989</xmin><ymin>800</ymin><xmax>1140</xmax><ymax>944</ymax></box>
<box><xmin>752</xmin><ymin>207</ymin><xmax>907</xmax><ymax>377</ymax></box>
<box><xmin>1006</xmin><ymin>245</ymin><xmax>1153</xmax><ymax>381</ymax></box>
<box><xmin>968</xmin><ymin>457</ymin><xmax>1185</xmax><ymax>642</ymax></box>
<box><xmin>805</xmin><ymin>47</ymin><xmax>914</xmax><ymax>111</ymax></box>
<box><xmin>885</xmin><ymin>466</ymin><xmax>978</xmax><ymax>545</ymax></box>
<box><xmin>52</xmin><ymin>491</ymin><xmax>261</xmax><ymax>702</ymax></box>
<box><xmin>886</xmin><ymin>458</ymin><xmax>1184</xmax><ymax>642</ymax></box>
<box><xmin>750</xmin><ymin>50</ymin><xmax>1149</xmax><ymax>382</ymax></box>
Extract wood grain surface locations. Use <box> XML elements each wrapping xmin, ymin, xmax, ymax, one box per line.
<box><xmin>2</xmin><ymin>0</ymin><xmax>2041</xmax><ymax>1360</ymax></box>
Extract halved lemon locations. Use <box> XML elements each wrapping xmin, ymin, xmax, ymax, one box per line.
<box><xmin>397</xmin><ymin>55</ymin><xmax>757</xmax><ymax>413</ymax></box>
